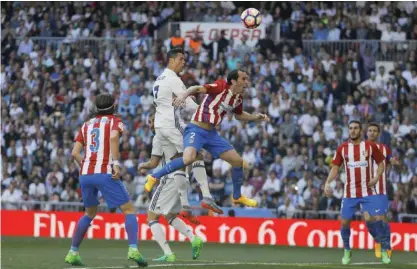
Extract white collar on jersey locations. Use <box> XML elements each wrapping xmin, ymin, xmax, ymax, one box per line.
<box><xmin>164</xmin><ymin>68</ymin><xmax>179</xmax><ymax>77</ymax></box>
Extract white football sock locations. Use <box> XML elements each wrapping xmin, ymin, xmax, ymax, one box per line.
<box><xmin>169</xmin><ymin>217</ymin><xmax>195</xmax><ymax>241</ymax></box>
<box><xmin>192</xmin><ymin>160</ymin><xmax>212</xmax><ymax>199</ymax></box>
<box><xmin>149</xmin><ymin>221</ymin><xmax>173</xmax><ymax>255</ymax></box>
<box><xmin>174</xmin><ymin>171</ymin><xmax>190</xmax><ymax>207</ymax></box>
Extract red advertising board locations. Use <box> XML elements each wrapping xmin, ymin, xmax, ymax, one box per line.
<box><xmin>1</xmin><ymin>210</ymin><xmax>416</xmax><ymax>252</ymax></box>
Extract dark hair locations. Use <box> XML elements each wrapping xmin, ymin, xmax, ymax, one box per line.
<box><xmin>368</xmin><ymin>122</ymin><xmax>380</xmax><ymax>133</ymax></box>
<box><xmin>94</xmin><ymin>93</ymin><xmax>115</xmax><ymax>115</ymax></box>
<box><xmin>348</xmin><ymin>120</ymin><xmax>362</xmax><ymax>130</ymax></box>
<box><xmin>167</xmin><ymin>48</ymin><xmax>184</xmax><ymax>60</ymax></box>
<box><xmin>227</xmin><ymin>69</ymin><xmax>243</xmax><ymax>85</ymax></box>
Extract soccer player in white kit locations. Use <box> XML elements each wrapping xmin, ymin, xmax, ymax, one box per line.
<box><xmin>139</xmin><ymin>114</ymin><xmax>203</xmax><ymax>262</ymax></box>
<box><xmin>146</xmin><ymin>48</ymin><xmax>223</xmax><ymax>215</ymax></box>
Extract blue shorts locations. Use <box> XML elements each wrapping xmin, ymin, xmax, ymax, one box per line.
<box><xmin>379</xmin><ymin>194</ymin><xmax>389</xmax><ymax>212</ymax></box>
<box><xmin>183</xmin><ymin>123</ymin><xmax>234</xmax><ymax>159</ymax></box>
<box><xmin>79</xmin><ymin>174</ymin><xmax>130</xmax><ymax>208</ymax></box>
<box><xmin>341</xmin><ymin>195</ymin><xmax>388</xmax><ymax>220</ymax></box>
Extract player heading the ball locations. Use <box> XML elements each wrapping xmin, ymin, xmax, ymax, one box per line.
<box><xmin>145</xmin><ymin>69</ymin><xmax>269</xmax><ymax>208</ymax></box>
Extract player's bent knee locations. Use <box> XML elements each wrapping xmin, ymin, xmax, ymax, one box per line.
<box><xmin>120</xmin><ymin>201</ymin><xmax>136</xmax><ymax>215</ymax></box>
<box><xmin>229</xmin><ymin>157</ymin><xmax>244</xmax><ymax>167</ymax></box>
<box><xmin>85</xmin><ymin>206</ymin><xmax>98</xmax><ymax>219</ymax></box>
<box><xmin>183</xmin><ymin>151</ymin><xmax>197</xmax><ymax>165</ymax></box>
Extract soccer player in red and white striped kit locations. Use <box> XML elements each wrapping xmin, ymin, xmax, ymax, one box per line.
<box><xmin>366</xmin><ymin>122</ymin><xmax>399</xmax><ymax>259</ymax></box>
<box><xmin>65</xmin><ymin>93</ymin><xmax>147</xmax><ymax>267</ymax></box>
<box><xmin>324</xmin><ymin>120</ymin><xmax>391</xmax><ymax>265</ymax></box>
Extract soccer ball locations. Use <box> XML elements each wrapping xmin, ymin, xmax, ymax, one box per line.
<box><xmin>241</xmin><ymin>8</ymin><xmax>262</xmax><ymax>29</ymax></box>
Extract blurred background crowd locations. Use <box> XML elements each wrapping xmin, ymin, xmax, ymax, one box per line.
<box><xmin>1</xmin><ymin>2</ymin><xmax>417</xmax><ymax>222</ymax></box>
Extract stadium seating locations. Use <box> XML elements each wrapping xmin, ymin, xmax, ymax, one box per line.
<box><xmin>1</xmin><ymin>2</ymin><xmax>417</xmax><ymax>222</ymax></box>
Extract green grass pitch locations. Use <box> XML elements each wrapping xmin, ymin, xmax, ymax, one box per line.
<box><xmin>1</xmin><ymin>237</ymin><xmax>416</xmax><ymax>269</ymax></box>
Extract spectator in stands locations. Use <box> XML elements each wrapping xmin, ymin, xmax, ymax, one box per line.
<box><xmin>407</xmin><ymin>187</ymin><xmax>417</xmax><ymax>214</ymax></box>
<box><xmin>2</xmin><ymin>2</ymin><xmax>417</xmax><ymax>220</ymax></box>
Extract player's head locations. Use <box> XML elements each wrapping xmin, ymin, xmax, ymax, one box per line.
<box><xmin>167</xmin><ymin>48</ymin><xmax>185</xmax><ymax>74</ymax></box>
<box><xmin>148</xmin><ymin>113</ymin><xmax>155</xmax><ymax>133</ymax></box>
<box><xmin>95</xmin><ymin>93</ymin><xmax>115</xmax><ymax>115</ymax></box>
<box><xmin>348</xmin><ymin>120</ymin><xmax>362</xmax><ymax>141</ymax></box>
<box><xmin>227</xmin><ymin>69</ymin><xmax>249</xmax><ymax>93</ymax></box>
<box><xmin>367</xmin><ymin>122</ymin><xmax>380</xmax><ymax>142</ymax></box>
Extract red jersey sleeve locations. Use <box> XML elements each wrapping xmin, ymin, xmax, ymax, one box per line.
<box><xmin>74</xmin><ymin>126</ymin><xmax>84</xmax><ymax>144</ymax></box>
<box><xmin>332</xmin><ymin>145</ymin><xmax>344</xmax><ymax>166</ymax></box>
<box><xmin>204</xmin><ymin>79</ymin><xmax>227</xmax><ymax>95</ymax></box>
<box><xmin>371</xmin><ymin>143</ymin><xmax>385</xmax><ymax>164</ymax></box>
<box><xmin>112</xmin><ymin>117</ymin><xmax>124</xmax><ymax>134</ymax></box>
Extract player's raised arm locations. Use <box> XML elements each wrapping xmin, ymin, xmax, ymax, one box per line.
<box><xmin>233</xmin><ymin>100</ymin><xmax>269</xmax><ymax>122</ymax></box>
<box><xmin>173</xmin><ymin>80</ymin><xmax>228</xmax><ymax>108</ymax></box>
<box><xmin>234</xmin><ymin>111</ymin><xmax>270</xmax><ymax>122</ymax></box>
<box><xmin>172</xmin><ymin>85</ymin><xmax>208</xmax><ymax>107</ymax></box>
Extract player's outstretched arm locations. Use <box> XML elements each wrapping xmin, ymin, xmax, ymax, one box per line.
<box><xmin>173</xmin><ymin>85</ymin><xmax>207</xmax><ymax>107</ymax></box>
<box><xmin>235</xmin><ymin>111</ymin><xmax>270</xmax><ymax>122</ymax></box>
<box><xmin>138</xmin><ymin>156</ymin><xmax>161</xmax><ymax>170</ymax></box>
<box><xmin>71</xmin><ymin>142</ymin><xmax>83</xmax><ymax>167</ymax></box>
<box><xmin>324</xmin><ymin>165</ymin><xmax>339</xmax><ymax>197</ymax></box>
<box><xmin>110</xmin><ymin>130</ymin><xmax>121</xmax><ymax>179</ymax></box>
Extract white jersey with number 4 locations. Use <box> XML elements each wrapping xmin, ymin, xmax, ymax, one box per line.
<box><xmin>152</xmin><ymin>68</ymin><xmax>198</xmax><ymax>129</ymax></box>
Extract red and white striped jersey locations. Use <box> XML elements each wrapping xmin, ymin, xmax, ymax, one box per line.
<box><xmin>192</xmin><ymin>79</ymin><xmax>243</xmax><ymax>126</ymax></box>
<box><xmin>373</xmin><ymin>143</ymin><xmax>392</xmax><ymax>195</ymax></box>
<box><xmin>74</xmin><ymin>115</ymin><xmax>124</xmax><ymax>175</ymax></box>
<box><xmin>332</xmin><ymin>140</ymin><xmax>385</xmax><ymax>198</ymax></box>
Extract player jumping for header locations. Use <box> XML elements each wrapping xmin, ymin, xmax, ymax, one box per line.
<box><xmin>145</xmin><ymin>69</ymin><xmax>269</xmax><ymax>207</ymax></box>
<box><xmin>366</xmin><ymin>122</ymin><xmax>399</xmax><ymax>259</ymax></box>
<box><xmin>65</xmin><ymin>93</ymin><xmax>147</xmax><ymax>267</ymax></box>
<box><xmin>149</xmin><ymin>48</ymin><xmax>223</xmax><ymax>216</ymax></box>
<box><xmin>325</xmin><ymin>120</ymin><xmax>390</xmax><ymax>265</ymax></box>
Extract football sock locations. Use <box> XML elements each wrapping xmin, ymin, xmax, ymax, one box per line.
<box><xmin>149</xmin><ymin>220</ymin><xmax>173</xmax><ymax>255</ymax></box>
<box><xmin>366</xmin><ymin>221</ymin><xmax>380</xmax><ymax>243</ymax></box>
<box><xmin>169</xmin><ymin>216</ymin><xmax>195</xmax><ymax>241</ymax></box>
<box><xmin>375</xmin><ymin>220</ymin><xmax>390</xmax><ymax>251</ymax></box>
<box><xmin>231</xmin><ymin>167</ymin><xmax>243</xmax><ymax>200</ymax></box>
<box><xmin>71</xmin><ymin>215</ymin><xmax>93</xmax><ymax>251</ymax></box>
<box><xmin>174</xmin><ymin>171</ymin><xmax>190</xmax><ymax>207</ymax></box>
<box><xmin>384</xmin><ymin>222</ymin><xmax>391</xmax><ymax>249</ymax></box>
<box><xmin>125</xmin><ymin>214</ymin><xmax>138</xmax><ymax>248</ymax></box>
<box><xmin>192</xmin><ymin>161</ymin><xmax>212</xmax><ymax>199</ymax></box>
<box><xmin>153</xmin><ymin>158</ymin><xmax>185</xmax><ymax>179</ymax></box>
<box><xmin>340</xmin><ymin>227</ymin><xmax>351</xmax><ymax>250</ymax></box>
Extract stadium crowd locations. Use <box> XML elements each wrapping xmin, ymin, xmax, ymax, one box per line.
<box><xmin>1</xmin><ymin>2</ymin><xmax>417</xmax><ymax>222</ymax></box>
